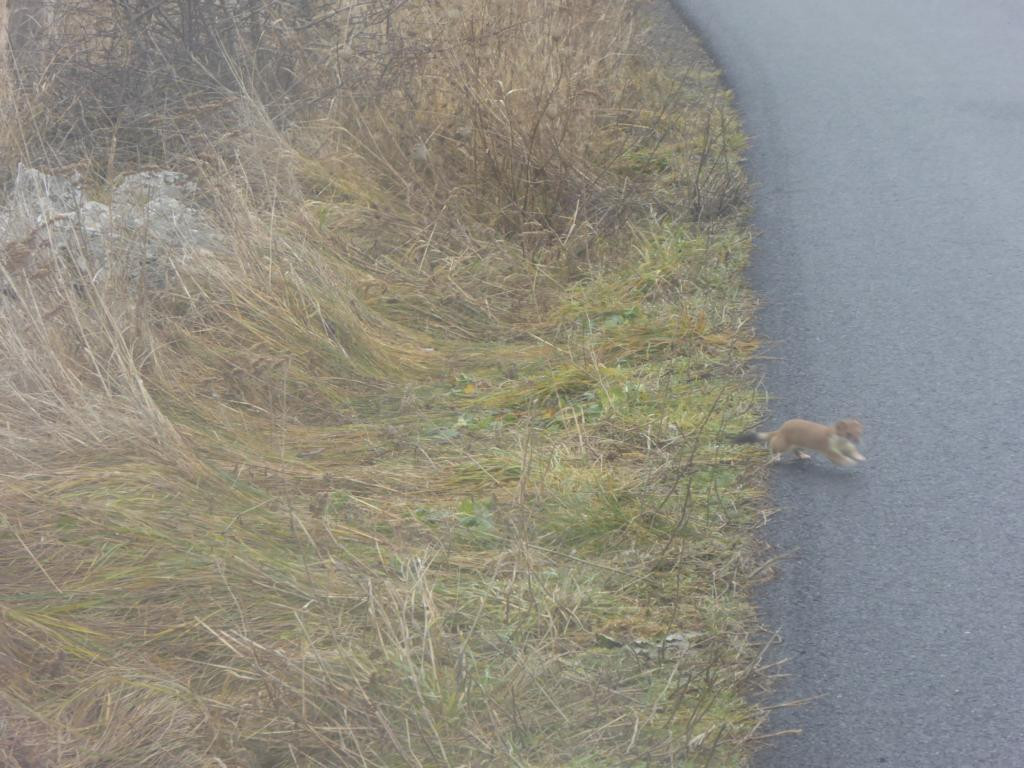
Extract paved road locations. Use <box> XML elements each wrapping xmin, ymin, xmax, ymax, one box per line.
<box><xmin>670</xmin><ymin>1</ymin><xmax>1024</xmax><ymax>766</ymax></box>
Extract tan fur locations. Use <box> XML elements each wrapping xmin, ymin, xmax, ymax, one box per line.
<box><xmin>752</xmin><ymin>419</ymin><xmax>865</xmax><ymax>466</ymax></box>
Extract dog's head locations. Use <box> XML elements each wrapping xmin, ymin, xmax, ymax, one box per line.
<box><xmin>833</xmin><ymin>419</ymin><xmax>863</xmax><ymax>444</ymax></box>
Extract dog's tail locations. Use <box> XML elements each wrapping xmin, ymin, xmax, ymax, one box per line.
<box><xmin>731</xmin><ymin>431</ymin><xmax>770</xmax><ymax>445</ymax></box>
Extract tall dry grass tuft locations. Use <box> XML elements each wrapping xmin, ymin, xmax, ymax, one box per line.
<box><xmin>0</xmin><ymin>1</ymin><xmax>763</xmax><ymax>766</ymax></box>
<box><xmin>0</xmin><ymin>263</ymin><xmax>192</xmax><ymax>471</ymax></box>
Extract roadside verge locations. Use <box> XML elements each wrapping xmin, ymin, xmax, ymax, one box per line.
<box><xmin>0</xmin><ymin>0</ymin><xmax>770</xmax><ymax>764</ymax></box>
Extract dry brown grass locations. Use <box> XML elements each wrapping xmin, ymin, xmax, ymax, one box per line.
<box><xmin>0</xmin><ymin>1</ymin><xmax>768</xmax><ymax>766</ymax></box>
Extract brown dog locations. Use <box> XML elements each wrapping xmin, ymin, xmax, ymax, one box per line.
<box><xmin>733</xmin><ymin>419</ymin><xmax>865</xmax><ymax>466</ymax></box>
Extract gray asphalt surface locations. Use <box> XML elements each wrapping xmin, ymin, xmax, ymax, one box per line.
<box><xmin>669</xmin><ymin>1</ymin><xmax>1024</xmax><ymax>766</ymax></box>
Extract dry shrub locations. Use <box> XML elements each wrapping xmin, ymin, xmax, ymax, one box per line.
<box><xmin>1</xmin><ymin>0</ymin><xmax>404</xmax><ymax>163</ymax></box>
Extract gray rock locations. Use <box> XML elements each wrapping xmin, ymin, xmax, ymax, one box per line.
<box><xmin>109</xmin><ymin>179</ymin><xmax>219</xmax><ymax>287</ymax></box>
<box><xmin>0</xmin><ymin>165</ymin><xmax>84</xmax><ymax>243</ymax></box>
<box><xmin>111</xmin><ymin>170</ymin><xmax>199</xmax><ymax>209</ymax></box>
<box><xmin>0</xmin><ymin>166</ymin><xmax>104</xmax><ymax>286</ymax></box>
<box><xmin>0</xmin><ymin>165</ymin><xmax>220</xmax><ymax>293</ymax></box>
<box><xmin>7</xmin><ymin>165</ymin><xmax>84</xmax><ymax>224</ymax></box>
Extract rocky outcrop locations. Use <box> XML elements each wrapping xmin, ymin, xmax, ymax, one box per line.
<box><xmin>0</xmin><ymin>165</ymin><xmax>219</xmax><ymax>294</ymax></box>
